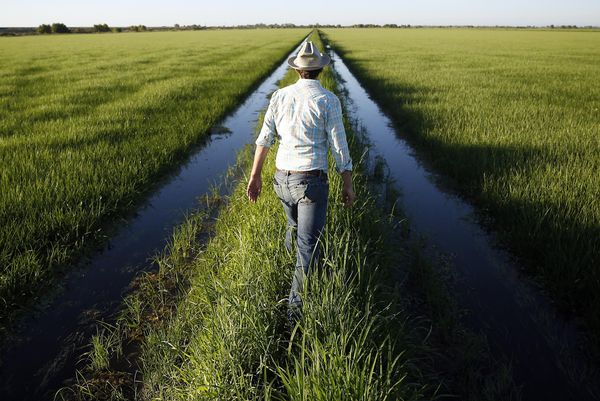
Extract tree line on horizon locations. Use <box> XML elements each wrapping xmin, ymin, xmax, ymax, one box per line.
<box><xmin>0</xmin><ymin>21</ymin><xmax>591</xmax><ymax>37</ymax></box>
<box><xmin>36</xmin><ymin>23</ymin><xmax>147</xmax><ymax>34</ymax></box>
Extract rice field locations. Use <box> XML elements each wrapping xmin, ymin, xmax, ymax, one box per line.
<box><xmin>64</xmin><ymin>33</ymin><xmax>424</xmax><ymax>400</ymax></box>
<box><xmin>57</xmin><ymin>31</ymin><xmax>518</xmax><ymax>401</ymax></box>
<box><xmin>0</xmin><ymin>29</ymin><xmax>305</xmax><ymax>327</ymax></box>
<box><xmin>4</xmin><ymin>26</ymin><xmax>597</xmax><ymax>399</ymax></box>
<box><xmin>323</xmin><ymin>28</ymin><xmax>600</xmax><ymax>342</ymax></box>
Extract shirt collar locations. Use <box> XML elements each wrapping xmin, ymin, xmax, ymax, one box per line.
<box><xmin>295</xmin><ymin>78</ymin><xmax>322</xmax><ymax>87</ymax></box>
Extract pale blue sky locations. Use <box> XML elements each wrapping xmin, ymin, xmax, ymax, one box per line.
<box><xmin>2</xmin><ymin>0</ymin><xmax>599</xmax><ymax>27</ymax></box>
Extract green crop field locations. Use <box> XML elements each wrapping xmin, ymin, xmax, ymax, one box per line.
<box><xmin>3</xmin><ymin>25</ymin><xmax>597</xmax><ymax>399</ymax></box>
<box><xmin>0</xmin><ymin>29</ymin><xmax>305</xmax><ymax>327</ymax></box>
<box><xmin>323</xmin><ymin>28</ymin><xmax>600</xmax><ymax>340</ymax></box>
<box><xmin>69</xmin><ymin>31</ymin><xmax>415</xmax><ymax>400</ymax></box>
<box><xmin>61</xmin><ymin>31</ymin><xmax>516</xmax><ymax>401</ymax></box>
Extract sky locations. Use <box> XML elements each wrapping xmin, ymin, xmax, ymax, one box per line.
<box><xmin>2</xmin><ymin>0</ymin><xmax>599</xmax><ymax>27</ymax></box>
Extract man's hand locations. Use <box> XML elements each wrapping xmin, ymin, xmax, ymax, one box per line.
<box><xmin>247</xmin><ymin>175</ymin><xmax>262</xmax><ymax>203</ymax></box>
<box><xmin>247</xmin><ymin>145</ymin><xmax>270</xmax><ymax>203</ymax></box>
<box><xmin>342</xmin><ymin>183</ymin><xmax>355</xmax><ymax>207</ymax></box>
<box><xmin>340</xmin><ymin>170</ymin><xmax>355</xmax><ymax>208</ymax></box>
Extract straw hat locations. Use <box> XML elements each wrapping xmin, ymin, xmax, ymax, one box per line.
<box><xmin>287</xmin><ymin>41</ymin><xmax>330</xmax><ymax>71</ymax></box>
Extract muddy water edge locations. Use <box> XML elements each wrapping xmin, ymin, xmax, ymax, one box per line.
<box><xmin>0</xmin><ymin>39</ymin><xmax>307</xmax><ymax>401</ymax></box>
<box><xmin>327</xmin><ymin>46</ymin><xmax>599</xmax><ymax>401</ymax></box>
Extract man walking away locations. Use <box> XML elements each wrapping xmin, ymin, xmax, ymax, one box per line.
<box><xmin>247</xmin><ymin>40</ymin><xmax>355</xmax><ymax>325</ymax></box>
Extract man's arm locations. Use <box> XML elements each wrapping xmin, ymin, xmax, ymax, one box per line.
<box><xmin>247</xmin><ymin>145</ymin><xmax>270</xmax><ymax>203</ymax></box>
<box><xmin>248</xmin><ymin>92</ymin><xmax>278</xmax><ymax>203</ymax></box>
<box><xmin>326</xmin><ymin>96</ymin><xmax>355</xmax><ymax>208</ymax></box>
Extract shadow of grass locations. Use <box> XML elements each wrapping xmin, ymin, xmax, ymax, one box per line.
<box><xmin>331</xmin><ymin>43</ymin><xmax>600</xmax><ymax>351</ymax></box>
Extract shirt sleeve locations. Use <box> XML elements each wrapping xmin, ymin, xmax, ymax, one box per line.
<box><xmin>326</xmin><ymin>95</ymin><xmax>353</xmax><ymax>173</ymax></box>
<box><xmin>255</xmin><ymin>91</ymin><xmax>278</xmax><ymax>147</ymax></box>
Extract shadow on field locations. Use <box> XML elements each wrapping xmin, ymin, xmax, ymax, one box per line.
<box><xmin>344</xmin><ymin>65</ymin><xmax>600</xmax><ymax>351</ymax></box>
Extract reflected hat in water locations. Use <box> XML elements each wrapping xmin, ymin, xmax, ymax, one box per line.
<box><xmin>287</xmin><ymin>41</ymin><xmax>330</xmax><ymax>71</ymax></box>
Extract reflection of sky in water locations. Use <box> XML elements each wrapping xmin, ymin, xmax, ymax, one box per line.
<box><xmin>0</xmin><ymin>42</ymin><xmax>306</xmax><ymax>401</ymax></box>
<box><xmin>330</xmin><ymin>51</ymin><xmax>595</xmax><ymax>401</ymax></box>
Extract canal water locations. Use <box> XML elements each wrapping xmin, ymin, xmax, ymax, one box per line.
<box><xmin>0</xmin><ymin>40</ymin><xmax>306</xmax><ymax>401</ymax></box>
<box><xmin>329</xmin><ymin>50</ymin><xmax>599</xmax><ymax>401</ymax></box>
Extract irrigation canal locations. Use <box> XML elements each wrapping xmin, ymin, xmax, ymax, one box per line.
<box><xmin>329</xmin><ymin>50</ymin><xmax>599</xmax><ymax>401</ymax></box>
<box><xmin>0</xmin><ymin>41</ymin><xmax>306</xmax><ymax>401</ymax></box>
<box><xmin>0</xmin><ymin>39</ymin><xmax>597</xmax><ymax>401</ymax></box>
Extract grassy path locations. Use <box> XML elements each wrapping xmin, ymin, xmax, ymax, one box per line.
<box><xmin>62</xmin><ymin>31</ymin><xmax>432</xmax><ymax>401</ymax></box>
<box><xmin>323</xmin><ymin>28</ymin><xmax>600</xmax><ymax>345</ymax></box>
<box><xmin>0</xmin><ymin>29</ymin><xmax>306</xmax><ymax>329</ymax></box>
<box><xmin>60</xmin><ymin>31</ymin><xmax>522</xmax><ymax>401</ymax></box>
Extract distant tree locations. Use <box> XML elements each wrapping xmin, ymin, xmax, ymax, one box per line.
<box><xmin>37</xmin><ymin>24</ymin><xmax>51</xmax><ymax>34</ymax></box>
<box><xmin>51</xmin><ymin>22</ymin><xmax>70</xmax><ymax>33</ymax></box>
<box><xmin>129</xmin><ymin>25</ymin><xmax>147</xmax><ymax>32</ymax></box>
<box><xmin>174</xmin><ymin>23</ymin><xmax>180</xmax><ymax>29</ymax></box>
<box><xmin>93</xmin><ymin>23</ymin><xmax>111</xmax><ymax>32</ymax></box>
<box><xmin>112</xmin><ymin>27</ymin><xmax>122</xmax><ymax>33</ymax></box>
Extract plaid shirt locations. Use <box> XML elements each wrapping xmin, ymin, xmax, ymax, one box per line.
<box><xmin>255</xmin><ymin>79</ymin><xmax>353</xmax><ymax>174</ymax></box>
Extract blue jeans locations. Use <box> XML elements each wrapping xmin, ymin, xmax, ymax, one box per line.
<box><xmin>273</xmin><ymin>170</ymin><xmax>329</xmax><ymax>310</ymax></box>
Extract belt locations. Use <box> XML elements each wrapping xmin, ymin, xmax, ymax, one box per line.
<box><xmin>276</xmin><ymin>168</ymin><xmax>327</xmax><ymax>177</ymax></box>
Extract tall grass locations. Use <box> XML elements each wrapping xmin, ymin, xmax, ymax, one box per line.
<box><xmin>138</xmin><ymin>37</ymin><xmax>426</xmax><ymax>400</ymax></box>
<box><xmin>0</xmin><ymin>29</ymin><xmax>306</xmax><ymax>329</ymax></box>
<box><xmin>61</xmin><ymin>31</ymin><xmax>434</xmax><ymax>400</ymax></box>
<box><xmin>323</xmin><ymin>28</ymin><xmax>600</xmax><ymax>345</ymax></box>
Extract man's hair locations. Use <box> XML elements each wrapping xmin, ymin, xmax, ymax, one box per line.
<box><xmin>296</xmin><ymin>68</ymin><xmax>323</xmax><ymax>80</ymax></box>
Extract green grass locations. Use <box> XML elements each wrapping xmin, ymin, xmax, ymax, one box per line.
<box><xmin>60</xmin><ymin>31</ymin><xmax>521</xmax><ymax>401</ymax></box>
<box><xmin>59</xmin><ymin>31</ymin><xmax>432</xmax><ymax>401</ymax></box>
<box><xmin>323</xmin><ymin>28</ymin><xmax>600</xmax><ymax>344</ymax></box>
<box><xmin>134</xmin><ymin>35</ymin><xmax>427</xmax><ymax>401</ymax></box>
<box><xmin>0</xmin><ymin>29</ymin><xmax>306</xmax><ymax>328</ymax></box>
